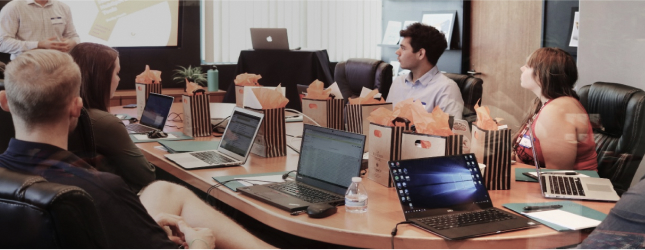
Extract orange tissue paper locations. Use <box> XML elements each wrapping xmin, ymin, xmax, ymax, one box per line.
<box><xmin>413</xmin><ymin>106</ymin><xmax>454</xmax><ymax>136</ymax></box>
<box><xmin>234</xmin><ymin>73</ymin><xmax>262</xmax><ymax>86</ymax></box>
<box><xmin>474</xmin><ymin>100</ymin><xmax>499</xmax><ymax>130</ymax></box>
<box><xmin>305</xmin><ymin>79</ymin><xmax>332</xmax><ymax>100</ymax></box>
<box><xmin>251</xmin><ymin>84</ymin><xmax>289</xmax><ymax>109</ymax></box>
<box><xmin>135</xmin><ymin>65</ymin><xmax>162</xmax><ymax>84</ymax></box>
<box><xmin>185</xmin><ymin>79</ymin><xmax>204</xmax><ymax>96</ymax></box>
<box><xmin>348</xmin><ymin>89</ymin><xmax>385</xmax><ymax>105</ymax></box>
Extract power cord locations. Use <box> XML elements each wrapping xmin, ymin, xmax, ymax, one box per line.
<box><xmin>391</xmin><ymin>221</ymin><xmax>412</xmax><ymax>249</ymax></box>
<box><xmin>165</xmin><ymin>124</ymin><xmax>183</xmax><ymax>130</ymax></box>
<box><xmin>167</xmin><ymin>112</ymin><xmax>183</xmax><ymax>122</ymax></box>
<box><xmin>287</xmin><ymin>135</ymin><xmax>301</xmax><ymax>154</ymax></box>
<box><xmin>285</xmin><ymin>108</ymin><xmax>320</xmax><ymax>126</ymax></box>
<box><xmin>281</xmin><ymin>170</ymin><xmax>297</xmax><ymax>180</ymax></box>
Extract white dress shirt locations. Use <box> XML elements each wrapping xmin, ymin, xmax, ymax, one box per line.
<box><xmin>0</xmin><ymin>0</ymin><xmax>80</xmax><ymax>60</ymax></box>
<box><xmin>386</xmin><ymin>66</ymin><xmax>464</xmax><ymax>119</ymax></box>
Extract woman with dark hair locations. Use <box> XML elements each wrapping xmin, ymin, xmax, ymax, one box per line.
<box><xmin>513</xmin><ymin>47</ymin><xmax>597</xmax><ymax>171</ymax></box>
<box><xmin>70</xmin><ymin>42</ymin><xmax>155</xmax><ymax>191</ymax></box>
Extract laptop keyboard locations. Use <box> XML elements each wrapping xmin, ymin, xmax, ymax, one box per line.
<box><xmin>125</xmin><ymin>123</ymin><xmax>155</xmax><ymax>133</ymax></box>
<box><xmin>267</xmin><ymin>182</ymin><xmax>343</xmax><ymax>204</ymax></box>
<box><xmin>547</xmin><ymin>175</ymin><xmax>586</xmax><ymax>196</ymax></box>
<box><xmin>418</xmin><ymin>208</ymin><xmax>516</xmax><ymax>230</ymax></box>
<box><xmin>190</xmin><ymin>151</ymin><xmax>236</xmax><ymax>165</ymax></box>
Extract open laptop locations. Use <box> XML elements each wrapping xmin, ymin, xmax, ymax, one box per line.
<box><xmin>527</xmin><ymin>125</ymin><xmax>620</xmax><ymax>201</ymax></box>
<box><xmin>165</xmin><ymin>107</ymin><xmax>264</xmax><ymax>169</ymax></box>
<box><xmin>388</xmin><ymin>154</ymin><xmax>536</xmax><ymax>240</ymax></box>
<box><xmin>238</xmin><ymin>124</ymin><xmax>366</xmax><ymax>212</ymax></box>
<box><xmin>250</xmin><ymin>28</ymin><xmax>289</xmax><ymax>50</ymax></box>
<box><xmin>126</xmin><ymin>93</ymin><xmax>174</xmax><ymax>134</ymax></box>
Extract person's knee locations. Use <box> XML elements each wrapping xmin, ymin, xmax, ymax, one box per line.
<box><xmin>141</xmin><ymin>181</ymin><xmax>193</xmax><ymax>201</ymax></box>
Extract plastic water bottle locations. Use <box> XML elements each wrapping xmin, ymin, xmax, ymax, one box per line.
<box><xmin>345</xmin><ymin>177</ymin><xmax>368</xmax><ymax>213</ymax></box>
<box><xmin>207</xmin><ymin>66</ymin><xmax>219</xmax><ymax>92</ymax></box>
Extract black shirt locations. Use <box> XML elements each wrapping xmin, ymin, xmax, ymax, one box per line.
<box><xmin>0</xmin><ymin>139</ymin><xmax>178</xmax><ymax>249</ymax></box>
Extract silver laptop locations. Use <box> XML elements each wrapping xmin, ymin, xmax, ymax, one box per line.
<box><xmin>527</xmin><ymin>125</ymin><xmax>619</xmax><ymax>201</ymax></box>
<box><xmin>126</xmin><ymin>93</ymin><xmax>174</xmax><ymax>134</ymax></box>
<box><xmin>165</xmin><ymin>107</ymin><xmax>264</xmax><ymax>169</ymax></box>
<box><xmin>250</xmin><ymin>28</ymin><xmax>289</xmax><ymax>50</ymax></box>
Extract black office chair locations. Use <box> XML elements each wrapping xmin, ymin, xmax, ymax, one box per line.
<box><xmin>444</xmin><ymin>73</ymin><xmax>484</xmax><ymax>125</ymax></box>
<box><xmin>578</xmin><ymin>82</ymin><xmax>645</xmax><ymax>196</ymax></box>
<box><xmin>0</xmin><ymin>168</ymin><xmax>107</xmax><ymax>248</ymax></box>
<box><xmin>334</xmin><ymin>58</ymin><xmax>393</xmax><ymax>101</ymax></box>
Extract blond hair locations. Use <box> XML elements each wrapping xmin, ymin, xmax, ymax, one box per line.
<box><xmin>4</xmin><ymin>50</ymin><xmax>81</xmax><ymax>127</ymax></box>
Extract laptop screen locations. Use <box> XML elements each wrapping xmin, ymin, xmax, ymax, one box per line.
<box><xmin>140</xmin><ymin>93</ymin><xmax>174</xmax><ymax>129</ymax></box>
<box><xmin>389</xmin><ymin>154</ymin><xmax>492</xmax><ymax>218</ymax></box>
<box><xmin>296</xmin><ymin>125</ymin><xmax>366</xmax><ymax>194</ymax></box>
<box><xmin>219</xmin><ymin>109</ymin><xmax>262</xmax><ymax>157</ymax></box>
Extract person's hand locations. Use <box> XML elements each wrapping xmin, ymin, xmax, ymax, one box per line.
<box><xmin>178</xmin><ymin>221</ymin><xmax>215</xmax><ymax>249</ymax></box>
<box><xmin>153</xmin><ymin>213</ymin><xmax>186</xmax><ymax>245</ymax></box>
<box><xmin>37</xmin><ymin>37</ymin><xmax>66</xmax><ymax>51</ymax></box>
<box><xmin>58</xmin><ymin>38</ymin><xmax>77</xmax><ymax>52</ymax></box>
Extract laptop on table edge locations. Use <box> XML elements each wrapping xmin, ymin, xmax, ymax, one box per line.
<box><xmin>388</xmin><ymin>154</ymin><xmax>536</xmax><ymax>240</ymax></box>
<box><xmin>126</xmin><ymin>92</ymin><xmax>174</xmax><ymax>134</ymax></box>
<box><xmin>238</xmin><ymin>124</ymin><xmax>366</xmax><ymax>212</ymax></box>
<box><xmin>526</xmin><ymin>125</ymin><xmax>619</xmax><ymax>202</ymax></box>
<box><xmin>164</xmin><ymin>107</ymin><xmax>264</xmax><ymax>169</ymax></box>
<box><xmin>250</xmin><ymin>28</ymin><xmax>289</xmax><ymax>50</ymax></box>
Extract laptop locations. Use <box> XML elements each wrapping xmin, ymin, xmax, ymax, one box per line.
<box><xmin>164</xmin><ymin>107</ymin><xmax>264</xmax><ymax>169</ymax></box>
<box><xmin>388</xmin><ymin>154</ymin><xmax>536</xmax><ymax>240</ymax></box>
<box><xmin>238</xmin><ymin>124</ymin><xmax>366</xmax><ymax>212</ymax></box>
<box><xmin>250</xmin><ymin>28</ymin><xmax>289</xmax><ymax>50</ymax></box>
<box><xmin>526</xmin><ymin>125</ymin><xmax>620</xmax><ymax>201</ymax></box>
<box><xmin>125</xmin><ymin>93</ymin><xmax>174</xmax><ymax>134</ymax></box>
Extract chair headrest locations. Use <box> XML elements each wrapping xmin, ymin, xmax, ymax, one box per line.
<box><xmin>584</xmin><ymin>82</ymin><xmax>645</xmax><ymax>136</ymax></box>
<box><xmin>0</xmin><ymin>168</ymin><xmax>88</xmax><ymax>208</ymax></box>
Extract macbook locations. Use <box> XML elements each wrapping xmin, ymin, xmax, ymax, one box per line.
<box><xmin>165</xmin><ymin>107</ymin><xmax>264</xmax><ymax>169</ymax></box>
<box><xmin>389</xmin><ymin>154</ymin><xmax>536</xmax><ymax>240</ymax></box>
<box><xmin>527</xmin><ymin>125</ymin><xmax>619</xmax><ymax>202</ymax></box>
<box><xmin>238</xmin><ymin>124</ymin><xmax>366</xmax><ymax>212</ymax></box>
<box><xmin>126</xmin><ymin>93</ymin><xmax>174</xmax><ymax>134</ymax></box>
<box><xmin>250</xmin><ymin>28</ymin><xmax>289</xmax><ymax>50</ymax></box>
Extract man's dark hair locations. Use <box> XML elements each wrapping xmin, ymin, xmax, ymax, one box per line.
<box><xmin>399</xmin><ymin>23</ymin><xmax>447</xmax><ymax>66</ymax></box>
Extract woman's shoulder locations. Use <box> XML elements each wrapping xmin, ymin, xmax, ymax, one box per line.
<box><xmin>87</xmin><ymin>108</ymin><xmax>126</xmax><ymax>130</ymax></box>
<box><xmin>544</xmin><ymin>96</ymin><xmax>586</xmax><ymax>114</ymax></box>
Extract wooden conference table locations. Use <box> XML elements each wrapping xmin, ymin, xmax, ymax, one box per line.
<box><xmin>113</xmin><ymin>103</ymin><xmax>615</xmax><ymax>249</ymax></box>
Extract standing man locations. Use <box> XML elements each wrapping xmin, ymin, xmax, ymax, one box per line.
<box><xmin>0</xmin><ymin>0</ymin><xmax>79</xmax><ymax>59</ymax></box>
<box><xmin>386</xmin><ymin>23</ymin><xmax>464</xmax><ymax>119</ymax></box>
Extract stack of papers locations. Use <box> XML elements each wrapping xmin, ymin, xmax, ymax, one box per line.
<box><xmin>521</xmin><ymin>210</ymin><xmax>601</xmax><ymax>230</ymax></box>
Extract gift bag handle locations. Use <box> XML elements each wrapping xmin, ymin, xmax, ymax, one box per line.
<box><xmin>192</xmin><ymin>89</ymin><xmax>206</xmax><ymax>95</ymax></box>
<box><xmin>392</xmin><ymin>117</ymin><xmax>411</xmax><ymax>131</ymax></box>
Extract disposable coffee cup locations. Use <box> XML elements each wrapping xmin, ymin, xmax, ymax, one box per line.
<box><xmin>478</xmin><ymin>163</ymin><xmax>486</xmax><ymax>176</ymax></box>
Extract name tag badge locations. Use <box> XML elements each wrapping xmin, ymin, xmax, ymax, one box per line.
<box><xmin>50</xmin><ymin>17</ymin><xmax>63</xmax><ymax>25</ymax></box>
<box><xmin>519</xmin><ymin>134</ymin><xmax>532</xmax><ymax>148</ymax></box>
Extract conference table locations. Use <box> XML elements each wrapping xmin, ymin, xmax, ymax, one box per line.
<box><xmin>113</xmin><ymin>103</ymin><xmax>616</xmax><ymax>249</ymax></box>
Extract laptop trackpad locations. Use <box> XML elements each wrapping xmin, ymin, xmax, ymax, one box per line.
<box><xmin>586</xmin><ymin>183</ymin><xmax>614</xmax><ymax>192</ymax></box>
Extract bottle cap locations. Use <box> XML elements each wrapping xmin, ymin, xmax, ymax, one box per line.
<box><xmin>352</xmin><ymin>177</ymin><xmax>362</xmax><ymax>182</ymax></box>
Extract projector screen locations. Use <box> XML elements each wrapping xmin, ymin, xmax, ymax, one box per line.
<box><xmin>60</xmin><ymin>0</ymin><xmax>180</xmax><ymax>47</ymax></box>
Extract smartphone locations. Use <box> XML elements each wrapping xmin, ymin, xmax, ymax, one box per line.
<box><xmin>123</xmin><ymin>104</ymin><xmax>137</xmax><ymax>108</ymax></box>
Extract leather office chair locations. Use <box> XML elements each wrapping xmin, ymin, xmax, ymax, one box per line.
<box><xmin>578</xmin><ymin>82</ymin><xmax>645</xmax><ymax>196</ymax></box>
<box><xmin>444</xmin><ymin>73</ymin><xmax>483</xmax><ymax>124</ymax></box>
<box><xmin>0</xmin><ymin>168</ymin><xmax>107</xmax><ymax>248</ymax></box>
<box><xmin>334</xmin><ymin>58</ymin><xmax>393</xmax><ymax>101</ymax></box>
<box><xmin>0</xmin><ymin>85</ymin><xmax>13</xmax><ymax>154</ymax></box>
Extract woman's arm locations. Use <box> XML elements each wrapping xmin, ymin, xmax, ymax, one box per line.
<box><xmin>534</xmin><ymin>97</ymin><xmax>586</xmax><ymax>170</ymax></box>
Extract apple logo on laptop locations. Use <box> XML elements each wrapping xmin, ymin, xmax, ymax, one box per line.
<box><xmin>266</xmin><ymin>36</ymin><xmax>273</xmax><ymax>42</ymax></box>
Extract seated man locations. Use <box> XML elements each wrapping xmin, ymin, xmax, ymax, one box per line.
<box><xmin>578</xmin><ymin>177</ymin><xmax>645</xmax><ymax>248</ymax></box>
<box><xmin>0</xmin><ymin>49</ymin><xmax>273</xmax><ymax>249</ymax></box>
<box><xmin>386</xmin><ymin>23</ymin><xmax>464</xmax><ymax>119</ymax></box>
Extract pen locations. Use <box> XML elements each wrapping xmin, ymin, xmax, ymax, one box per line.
<box><xmin>542</xmin><ymin>172</ymin><xmax>578</xmax><ymax>175</ymax></box>
<box><xmin>523</xmin><ymin>205</ymin><xmax>563</xmax><ymax>211</ymax></box>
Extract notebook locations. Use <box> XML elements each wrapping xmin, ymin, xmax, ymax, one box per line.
<box><xmin>526</xmin><ymin>125</ymin><xmax>619</xmax><ymax>202</ymax></box>
<box><xmin>250</xmin><ymin>28</ymin><xmax>289</xmax><ymax>50</ymax></box>
<box><xmin>125</xmin><ymin>93</ymin><xmax>174</xmax><ymax>134</ymax></box>
<box><xmin>164</xmin><ymin>107</ymin><xmax>264</xmax><ymax>169</ymax></box>
<box><xmin>388</xmin><ymin>154</ymin><xmax>536</xmax><ymax>240</ymax></box>
<box><xmin>238</xmin><ymin>124</ymin><xmax>366</xmax><ymax>212</ymax></box>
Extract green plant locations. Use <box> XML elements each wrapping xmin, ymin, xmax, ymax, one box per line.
<box><xmin>172</xmin><ymin>65</ymin><xmax>207</xmax><ymax>86</ymax></box>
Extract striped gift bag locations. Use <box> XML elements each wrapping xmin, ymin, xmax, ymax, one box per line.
<box><xmin>400</xmin><ymin>132</ymin><xmax>464</xmax><ymax>160</ymax></box>
<box><xmin>367</xmin><ymin>118</ymin><xmax>411</xmax><ymax>187</ymax></box>
<box><xmin>471</xmin><ymin>125</ymin><xmax>512</xmax><ymax>190</ymax></box>
<box><xmin>301</xmin><ymin>98</ymin><xmax>345</xmax><ymax>130</ymax></box>
<box><xmin>346</xmin><ymin>103</ymin><xmax>392</xmax><ymax>151</ymax></box>
<box><xmin>249</xmin><ymin>107</ymin><xmax>286</xmax><ymax>158</ymax></box>
<box><xmin>182</xmin><ymin>90</ymin><xmax>211</xmax><ymax>137</ymax></box>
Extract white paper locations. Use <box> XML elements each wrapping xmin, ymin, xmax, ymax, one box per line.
<box><xmin>382</xmin><ymin>21</ymin><xmax>402</xmax><ymax>45</ymax></box>
<box><xmin>569</xmin><ymin>12</ymin><xmax>580</xmax><ymax>47</ymax></box>
<box><xmin>522</xmin><ymin>209</ymin><xmax>600</xmax><ymax>230</ymax></box>
<box><xmin>359</xmin><ymin>87</ymin><xmax>373</xmax><ymax>97</ymax></box>
<box><xmin>327</xmin><ymin>82</ymin><xmax>344</xmax><ymax>99</ymax></box>
<box><xmin>242</xmin><ymin>86</ymin><xmax>286</xmax><ymax>109</ymax></box>
<box><xmin>234</xmin><ymin>175</ymin><xmax>286</xmax><ymax>187</ymax></box>
<box><xmin>133</xmin><ymin>133</ymin><xmax>178</xmax><ymax>141</ymax></box>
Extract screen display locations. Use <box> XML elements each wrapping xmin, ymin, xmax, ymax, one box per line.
<box><xmin>389</xmin><ymin>154</ymin><xmax>491</xmax><ymax>216</ymax></box>
<box><xmin>140</xmin><ymin>93</ymin><xmax>173</xmax><ymax>129</ymax></box>
<box><xmin>297</xmin><ymin>126</ymin><xmax>365</xmax><ymax>188</ymax></box>
<box><xmin>219</xmin><ymin>111</ymin><xmax>261</xmax><ymax>157</ymax></box>
<box><xmin>60</xmin><ymin>0</ymin><xmax>179</xmax><ymax>47</ymax></box>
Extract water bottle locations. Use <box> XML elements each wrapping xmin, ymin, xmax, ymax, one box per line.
<box><xmin>345</xmin><ymin>177</ymin><xmax>368</xmax><ymax>213</ymax></box>
<box><xmin>207</xmin><ymin>66</ymin><xmax>219</xmax><ymax>92</ymax></box>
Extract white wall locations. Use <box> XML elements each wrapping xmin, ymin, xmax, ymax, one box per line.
<box><xmin>578</xmin><ymin>1</ymin><xmax>645</xmax><ymax>187</ymax></box>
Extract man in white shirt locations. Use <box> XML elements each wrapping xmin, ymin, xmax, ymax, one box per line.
<box><xmin>0</xmin><ymin>0</ymin><xmax>79</xmax><ymax>60</ymax></box>
<box><xmin>386</xmin><ymin>23</ymin><xmax>464</xmax><ymax>119</ymax></box>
